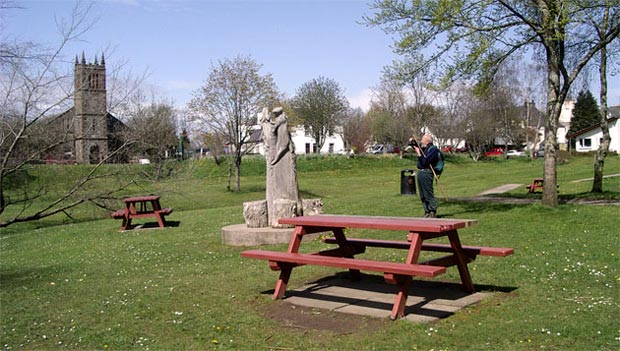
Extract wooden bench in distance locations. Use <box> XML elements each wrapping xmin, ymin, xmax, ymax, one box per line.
<box><xmin>240</xmin><ymin>250</ymin><xmax>446</xmax><ymax>277</ymax></box>
<box><xmin>111</xmin><ymin>209</ymin><xmax>125</xmax><ymax>219</ymax></box>
<box><xmin>526</xmin><ymin>178</ymin><xmax>544</xmax><ymax>193</ymax></box>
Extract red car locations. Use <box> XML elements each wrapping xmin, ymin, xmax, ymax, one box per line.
<box><xmin>484</xmin><ymin>147</ymin><xmax>504</xmax><ymax>157</ymax></box>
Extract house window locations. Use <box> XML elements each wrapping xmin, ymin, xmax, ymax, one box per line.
<box><xmin>328</xmin><ymin>143</ymin><xmax>334</xmax><ymax>153</ymax></box>
<box><xmin>580</xmin><ymin>138</ymin><xmax>592</xmax><ymax>148</ymax></box>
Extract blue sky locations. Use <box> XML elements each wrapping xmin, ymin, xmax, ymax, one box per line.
<box><xmin>4</xmin><ymin>0</ymin><xmax>620</xmax><ymax>110</ymax></box>
<box><xmin>5</xmin><ymin>0</ymin><xmax>398</xmax><ymax>110</ymax></box>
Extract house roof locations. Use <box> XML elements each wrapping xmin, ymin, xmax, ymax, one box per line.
<box><xmin>566</xmin><ymin>116</ymin><xmax>618</xmax><ymax>139</ymax></box>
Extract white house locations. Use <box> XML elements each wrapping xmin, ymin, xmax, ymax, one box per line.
<box><xmin>557</xmin><ymin>99</ymin><xmax>575</xmax><ymax>149</ymax></box>
<box><xmin>247</xmin><ymin>124</ymin><xmax>346</xmax><ymax>156</ymax></box>
<box><xmin>567</xmin><ymin>117</ymin><xmax>620</xmax><ymax>154</ymax></box>
<box><xmin>290</xmin><ymin>125</ymin><xmax>346</xmax><ymax>155</ymax></box>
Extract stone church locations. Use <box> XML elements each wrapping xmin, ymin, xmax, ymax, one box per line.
<box><xmin>53</xmin><ymin>52</ymin><xmax>125</xmax><ymax>164</ymax></box>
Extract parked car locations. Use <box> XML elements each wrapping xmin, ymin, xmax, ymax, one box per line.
<box><xmin>455</xmin><ymin>146</ymin><xmax>469</xmax><ymax>153</ymax></box>
<box><xmin>484</xmin><ymin>147</ymin><xmax>504</xmax><ymax>157</ymax></box>
<box><xmin>370</xmin><ymin>144</ymin><xmax>384</xmax><ymax>154</ymax></box>
<box><xmin>441</xmin><ymin>146</ymin><xmax>453</xmax><ymax>153</ymax></box>
<box><xmin>506</xmin><ymin>150</ymin><xmax>526</xmax><ymax>157</ymax></box>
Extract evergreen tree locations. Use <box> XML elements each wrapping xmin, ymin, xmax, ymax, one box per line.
<box><xmin>569</xmin><ymin>90</ymin><xmax>601</xmax><ymax>136</ymax></box>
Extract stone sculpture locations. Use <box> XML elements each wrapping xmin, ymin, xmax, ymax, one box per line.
<box><xmin>258</xmin><ymin>107</ymin><xmax>304</xmax><ymax>227</ymax></box>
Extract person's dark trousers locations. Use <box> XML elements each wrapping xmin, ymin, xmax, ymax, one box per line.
<box><xmin>417</xmin><ymin>169</ymin><xmax>437</xmax><ymax>216</ymax></box>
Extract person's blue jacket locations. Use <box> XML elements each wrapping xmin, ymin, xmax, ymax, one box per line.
<box><xmin>417</xmin><ymin>144</ymin><xmax>439</xmax><ymax>170</ymax></box>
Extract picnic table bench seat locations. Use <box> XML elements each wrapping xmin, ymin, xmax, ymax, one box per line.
<box><xmin>322</xmin><ymin>237</ymin><xmax>514</xmax><ymax>257</ymax></box>
<box><xmin>241</xmin><ymin>250</ymin><xmax>446</xmax><ymax>277</ymax></box>
<box><xmin>111</xmin><ymin>209</ymin><xmax>125</xmax><ymax>219</ymax></box>
<box><xmin>123</xmin><ymin>207</ymin><xmax>173</xmax><ymax>219</ymax></box>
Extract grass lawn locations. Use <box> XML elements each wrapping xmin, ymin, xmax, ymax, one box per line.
<box><xmin>1</xmin><ymin>154</ymin><xmax>619</xmax><ymax>350</ymax></box>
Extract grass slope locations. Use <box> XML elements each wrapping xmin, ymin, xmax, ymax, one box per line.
<box><xmin>1</xmin><ymin>154</ymin><xmax>619</xmax><ymax>350</ymax></box>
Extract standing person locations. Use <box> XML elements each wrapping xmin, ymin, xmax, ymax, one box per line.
<box><xmin>410</xmin><ymin>134</ymin><xmax>440</xmax><ymax>218</ymax></box>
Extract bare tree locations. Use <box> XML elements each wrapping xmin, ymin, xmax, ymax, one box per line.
<box><xmin>367</xmin><ymin>76</ymin><xmax>410</xmax><ymax>148</ymax></box>
<box><xmin>461</xmin><ymin>92</ymin><xmax>498</xmax><ymax>161</ymax></box>
<box><xmin>0</xmin><ymin>4</ymin><xmax>149</xmax><ymax>227</ymax></box>
<box><xmin>291</xmin><ymin>76</ymin><xmax>349</xmax><ymax>153</ymax></box>
<box><xmin>188</xmin><ymin>55</ymin><xmax>279</xmax><ymax>192</ymax></box>
<box><xmin>588</xmin><ymin>3</ymin><xmax>619</xmax><ymax>193</ymax></box>
<box><xmin>125</xmin><ymin>99</ymin><xmax>178</xmax><ymax>179</ymax></box>
<box><xmin>341</xmin><ymin>107</ymin><xmax>370</xmax><ymax>154</ymax></box>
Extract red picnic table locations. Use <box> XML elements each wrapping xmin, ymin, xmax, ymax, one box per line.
<box><xmin>241</xmin><ymin>214</ymin><xmax>513</xmax><ymax>319</ymax></box>
<box><xmin>112</xmin><ymin>195</ymin><xmax>172</xmax><ymax>231</ymax></box>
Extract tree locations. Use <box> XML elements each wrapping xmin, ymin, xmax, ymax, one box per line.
<box><xmin>461</xmin><ymin>92</ymin><xmax>501</xmax><ymax>161</ymax></box>
<box><xmin>586</xmin><ymin>3</ymin><xmax>619</xmax><ymax>193</ymax></box>
<box><xmin>291</xmin><ymin>76</ymin><xmax>349</xmax><ymax>153</ymax></box>
<box><xmin>188</xmin><ymin>55</ymin><xmax>279</xmax><ymax>192</ymax></box>
<box><xmin>367</xmin><ymin>76</ymin><xmax>415</xmax><ymax>148</ymax></box>
<box><xmin>0</xmin><ymin>3</ymin><xmax>140</xmax><ymax>227</ymax></box>
<box><xmin>341</xmin><ymin>107</ymin><xmax>370</xmax><ymax>154</ymax></box>
<box><xmin>125</xmin><ymin>101</ymin><xmax>178</xmax><ymax>179</ymax></box>
<box><xmin>365</xmin><ymin>0</ymin><xmax>620</xmax><ymax>207</ymax></box>
<box><xmin>568</xmin><ymin>90</ymin><xmax>601</xmax><ymax>137</ymax></box>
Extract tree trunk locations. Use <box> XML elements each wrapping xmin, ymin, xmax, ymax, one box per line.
<box><xmin>592</xmin><ymin>34</ymin><xmax>610</xmax><ymax>193</ymax></box>
<box><xmin>542</xmin><ymin>47</ymin><xmax>561</xmax><ymax>208</ymax></box>
<box><xmin>226</xmin><ymin>157</ymin><xmax>232</xmax><ymax>191</ymax></box>
<box><xmin>234</xmin><ymin>154</ymin><xmax>241</xmax><ymax>192</ymax></box>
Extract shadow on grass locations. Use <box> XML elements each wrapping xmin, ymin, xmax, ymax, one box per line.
<box><xmin>121</xmin><ymin>220</ymin><xmax>181</xmax><ymax>231</ymax></box>
<box><xmin>439</xmin><ymin>199</ymin><xmax>533</xmax><ymax>217</ymax></box>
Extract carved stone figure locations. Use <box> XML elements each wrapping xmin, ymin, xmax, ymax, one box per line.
<box><xmin>258</xmin><ymin>107</ymin><xmax>303</xmax><ymax>228</ymax></box>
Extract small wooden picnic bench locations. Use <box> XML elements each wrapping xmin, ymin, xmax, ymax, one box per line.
<box><xmin>525</xmin><ymin>178</ymin><xmax>544</xmax><ymax>193</ymax></box>
<box><xmin>526</xmin><ymin>178</ymin><xmax>559</xmax><ymax>193</ymax></box>
<box><xmin>241</xmin><ymin>215</ymin><xmax>513</xmax><ymax>319</ymax></box>
<box><xmin>112</xmin><ymin>195</ymin><xmax>172</xmax><ymax>231</ymax></box>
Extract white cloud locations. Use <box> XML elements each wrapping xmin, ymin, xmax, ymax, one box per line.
<box><xmin>347</xmin><ymin>88</ymin><xmax>373</xmax><ymax>112</ymax></box>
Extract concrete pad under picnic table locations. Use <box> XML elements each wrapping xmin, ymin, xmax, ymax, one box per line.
<box><xmin>283</xmin><ymin>273</ymin><xmax>492</xmax><ymax>322</ymax></box>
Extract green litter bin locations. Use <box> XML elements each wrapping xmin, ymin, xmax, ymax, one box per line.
<box><xmin>400</xmin><ymin>169</ymin><xmax>416</xmax><ymax>195</ymax></box>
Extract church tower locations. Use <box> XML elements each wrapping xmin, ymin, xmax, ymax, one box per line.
<box><xmin>74</xmin><ymin>52</ymin><xmax>108</xmax><ymax>164</ymax></box>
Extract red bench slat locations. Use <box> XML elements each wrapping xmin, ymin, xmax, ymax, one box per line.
<box><xmin>111</xmin><ymin>210</ymin><xmax>125</xmax><ymax>219</ymax></box>
<box><xmin>322</xmin><ymin>238</ymin><xmax>514</xmax><ymax>257</ymax></box>
<box><xmin>241</xmin><ymin>250</ymin><xmax>446</xmax><ymax>277</ymax></box>
<box><xmin>157</xmin><ymin>208</ymin><xmax>173</xmax><ymax>216</ymax></box>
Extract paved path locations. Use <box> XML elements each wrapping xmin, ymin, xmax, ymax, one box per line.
<box><xmin>572</xmin><ymin>173</ymin><xmax>620</xmax><ymax>182</ymax></box>
<box><xmin>477</xmin><ymin>184</ymin><xmax>522</xmax><ymax>196</ymax></box>
<box><xmin>285</xmin><ymin>273</ymin><xmax>492</xmax><ymax>322</ymax></box>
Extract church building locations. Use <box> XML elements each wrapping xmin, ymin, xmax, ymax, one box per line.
<box><xmin>53</xmin><ymin>52</ymin><xmax>125</xmax><ymax>164</ymax></box>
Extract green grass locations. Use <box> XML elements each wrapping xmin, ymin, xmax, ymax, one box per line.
<box><xmin>1</xmin><ymin>154</ymin><xmax>619</xmax><ymax>350</ymax></box>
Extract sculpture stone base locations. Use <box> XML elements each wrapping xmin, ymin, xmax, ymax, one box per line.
<box><xmin>221</xmin><ymin>224</ymin><xmax>321</xmax><ymax>246</ymax></box>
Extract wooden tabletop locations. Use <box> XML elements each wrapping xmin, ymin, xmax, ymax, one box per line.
<box><xmin>279</xmin><ymin>215</ymin><xmax>477</xmax><ymax>233</ymax></box>
<box><xmin>123</xmin><ymin>195</ymin><xmax>160</xmax><ymax>203</ymax></box>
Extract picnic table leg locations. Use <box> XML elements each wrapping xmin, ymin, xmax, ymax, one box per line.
<box><xmin>447</xmin><ymin>230</ymin><xmax>475</xmax><ymax>293</ymax></box>
<box><xmin>386</xmin><ymin>274</ymin><xmax>412</xmax><ymax>320</ymax></box>
<box><xmin>271</xmin><ymin>225</ymin><xmax>307</xmax><ymax>299</ymax></box>
<box><xmin>383</xmin><ymin>232</ymin><xmax>424</xmax><ymax>319</ymax></box>
<box><xmin>122</xmin><ymin>206</ymin><xmax>132</xmax><ymax>231</ymax></box>
<box><xmin>333</xmin><ymin>228</ymin><xmax>361</xmax><ymax>279</ymax></box>
<box><xmin>273</xmin><ymin>265</ymin><xmax>293</xmax><ymax>299</ymax></box>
